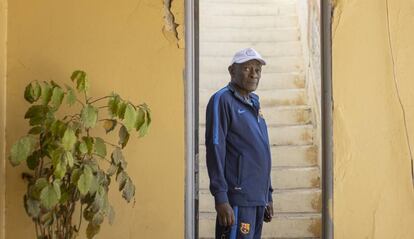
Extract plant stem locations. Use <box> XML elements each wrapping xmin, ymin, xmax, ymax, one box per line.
<box><xmin>76</xmin><ymin>99</ymin><xmax>85</xmax><ymax>107</ymax></box>
<box><xmin>89</xmin><ymin>95</ymin><xmax>111</xmax><ymax>104</ymax></box>
<box><xmin>77</xmin><ymin>204</ymin><xmax>83</xmax><ymax>232</ymax></box>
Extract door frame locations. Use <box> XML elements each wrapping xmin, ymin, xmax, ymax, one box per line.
<box><xmin>184</xmin><ymin>0</ymin><xmax>333</xmax><ymax>238</ymax></box>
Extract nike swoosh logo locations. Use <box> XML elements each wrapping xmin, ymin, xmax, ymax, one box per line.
<box><xmin>238</xmin><ymin>109</ymin><xmax>246</xmax><ymax>114</ymax></box>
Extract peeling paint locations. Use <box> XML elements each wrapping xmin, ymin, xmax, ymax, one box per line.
<box><xmin>162</xmin><ymin>0</ymin><xmax>184</xmax><ymax>48</ymax></box>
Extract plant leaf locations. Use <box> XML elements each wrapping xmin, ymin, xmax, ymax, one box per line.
<box><xmin>116</xmin><ymin>171</ymin><xmax>128</xmax><ymax>191</ymax></box>
<box><xmin>122</xmin><ymin>179</ymin><xmax>135</xmax><ymax>203</ymax></box>
<box><xmin>9</xmin><ymin>136</ymin><xmax>36</xmax><ymax>166</ymax></box>
<box><xmin>28</xmin><ymin>126</ymin><xmax>43</xmax><ymax>135</ymax></box>
<box><xmin>108</xmin><ymin>94</ymin><xmax>120</xmax><ymax>117</ymax></box>
<box><xmin>53</xmin><ymin>158</ymin><xmax>66</xmax><ymax>179</ymax></box>
<box><xmin>79</xmin><ymin>142</ymin><xmax>88</xmax><ymax>154</ymax></box>
<box><xmin>39</xmin><ymin>183</ymin><xmax>61</xmax><ymax>209</ymax></box>
<box><xmin>65</xmin><ymin>151</ymin><xmax>75</xmax><ymax>168</ymax></box>
<box><xmin>94</xmin><ymin>137</ymin><xmax>107</xmax><ymax>158</ymax></box>
<box><xmin>123</xmin><ymin>104</ymin><xmax>137</xmax><ymax>132</ymax></box>
<box><xmin>24</xmin><ymin>81</ymin><xmax>41</xmax><ymax>103</ymax></box>
<box><xmin>135</xmin><ymin>107</ymin><xmax>146</xmax><ymax>131</ymax></box>
<box><xmin>77</xmin><ymin>166</ymin><xmax>93</xmax><ymax>195</ymax></box>
<box><xmin>66</xmin><ymin>86</ymin><xmax>77</xmax><ymax>106</ymax></box>
<box><xmin>71</xmin><ymin>70</ymin><xmax>89</xmax><ymax>93</ymax></box>
<box><xmin>24</xmin><ymin>105</ymin><xmax>49</xmax><ymax>126</ymax></box>
<box><xmin>111</xmin><ymin>147</ymin><xmax>127</xmax><ymax>169</ymax></box>
<box><xmin>40</xmin><ymin>83</ymin><xmax>53</xmax><ymax>105</ymax></box>
<box><xmin>86</xmin><ymin>222</ymin><xmax>100</xmax><ymax>239</ymax></box>
<box><xmin>117</xmin><ymin>102</ymin><xmax>127</xmax><ymax>119</ymax></box>
<box><xmin>26</xmin><ymin>150</ymin><xmax>41</xmax><ymax>170</ymax></box>
<box><xmin>62</xmin><ymin>128</ymin><xmax>77</xmax><ymax>151</ymax></box>
<box><xmin>102</xmin><ymin>119</ymin><xmax>117</xmax><ymax>134</ymax></box>
<box><xmin>24</xmin><ymin>195</ymin><xmax>41</xmax><ymax>218</ymax></box>
<box><xmin>83</xmin><ymin>136</ymin><xmax>94</xmax><ymax>154</ymax></box>
<box><xmin>50</xmin><ymin>87</ymin><xmax>64</xmax><ymax>109</ymax></box>
<box><xmin>108</xmin><ymin>205</ymin><xmax>115</xmax><ymax>225</ymax></box>
<box><xmin>81</xmin><ymin>105</ymin><xmax>98</xmax><ymax>128</ymax></box>
<box><xmin>118</xmin><ymin>126</ymin><xmax>129</xmax><ymax>148</ymax></box>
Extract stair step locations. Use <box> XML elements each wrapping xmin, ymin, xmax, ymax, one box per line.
<box><xmin>268</xmin><ymin>125</ymin><xmax>314</xmax><ymax>146</ymax></box>
<box><xmin>262</xmin><ymin>106</ymin><xmax>312</xmax><ymax>126</ymax></box>
<box><xmin>257</xmin><ymin>89</ymin><xmax>308</xmax><ymax>107</ymax></box>
<box><xmin>199</xmin><ymin>212</ymin><xmax>321</xmax><ymax>238</ymax></box>
<box><xmin>198</xmin><ymin>124</ymin><xmax>313</xmax><ymax>146</ymax></box>
<box><xmin>201</xmin><ymin>15</ymin><xmax>298</xmax><ymax>29</ymax></box>
<box><xmin>199</xmin><ymin>105</ymin><xmax>311</xmax><ymax>126</ymax></box>
<box><xmin>199</xmin><ymin>166</ymin><xmax>320</xmax><ymax>190</ymax></box>
<box><xmin>199</xmin><ymin>73</ymin><xmax>305</xmax><ymax>91</ymax></box>
<box><xmin>200</xmin><ymin>41</ymin><xmax>303</xmax><ymax>57</ymax></box>
<box><xmin>198</xmin><ymin>145</ymin><xmax>319</xmax><ymax>168</ymax></box>
<box><xmin>200</xmin><ymin>29</ymin><xmax>301</xmax><ymax>43</ymax></box>
<box><xmin>199</xmin><ymin>89</ymin><xmax>308</xmax><ymax>109</ymax></box>
<box><xmin>200</xmin><ymin>3</ymin><xmax>296</xmax><ymax>17</ymax></box>
<box><xmin>200</xmin><ymin>56</ymin><xmax>304</xmax><ymax>74</ymax></box>
<box><xmin>199</xmin><ymin>189</ymin><xmax>321</xmax><ymax>213</ymax></box>
<box><xmin>272</xmin><ymin>145</ymin><xmax>319</xmax><ymax>167</ymax></box>
<box><xmin>205</xmin><ymin>0</ymin><xmax>297</xmax><ymax>3</ymax></box>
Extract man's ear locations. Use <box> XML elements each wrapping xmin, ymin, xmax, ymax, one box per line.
<box><xmin>228</xmin><ymin>65</ymin><xmax>234</xmax><ymax>77</ymax></box>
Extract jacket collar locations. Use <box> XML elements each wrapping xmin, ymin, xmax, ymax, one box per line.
<box><xmin>227</xmin><ymin>82</ymin><xmax>254</xmax><ymax>106</ymax></box>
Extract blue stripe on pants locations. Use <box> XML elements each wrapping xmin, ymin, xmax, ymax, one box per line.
<box><xmin>229</xmin><ymin>206</ymin><xmax>239</xmax><ymax>239</ymax></box>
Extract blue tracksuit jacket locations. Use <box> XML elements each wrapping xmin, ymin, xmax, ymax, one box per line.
<box><xmin>205</xmin><ymin>84</ymin><xmax>273</xmax><ymax>207</ymax></box>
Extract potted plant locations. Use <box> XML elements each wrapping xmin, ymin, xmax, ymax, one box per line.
<box><xmin>8</xmin><ymin>70</ymin><xmax>151</xmax><ymax>239</ymax></box>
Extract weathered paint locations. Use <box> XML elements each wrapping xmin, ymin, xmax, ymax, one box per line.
<box><xmin>4</xmin><ymin>0</ymin><xmax>184</xmax><ymax>238</ymax></box>
<box><xmin>333</xmin><ymin>0</ymin><xmax>414</xmax><ymax>238</ymax></box>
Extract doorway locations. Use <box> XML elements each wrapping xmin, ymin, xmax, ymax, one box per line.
<box><xmin>185</xmin><ymin>0</ymin><xmax>332</xmax><ymax>238</ymax></box>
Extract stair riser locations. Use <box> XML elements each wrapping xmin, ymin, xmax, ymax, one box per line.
<box><xmin>198</xmin><ymin>145</ymin><xmax>319</xmax><ymax>168</ymax></box>
<box><xmin>200</xmin><ymin>29</ymin><xmax>300</xmax><ymax>43</ymax></box>
<box><xmin>199</xmin><ymin>166</ymin><xmax>320</xmax><ymax>190</ymax></box>
<box><xmin>200</xmin><ymin>42</ymin><xmax>302</xmax><ymax>57</ymax></box>
<box><xmin>198</xmin><ymin>125</ymin><xmax>313</xmax><ymax>146</ymax></box>
<box><xmin>199</xmin><ymin>73</ymin><xmax>306</xmax><ymax>91</ymax></box>
<box><xmin>199</xmin><ymin>216</ymin><xmax>321</xmax><ymax>238</ymax></box>
<box><xmin>200</xmin><ymin>3</ymin><xmax>296</xmax><ymax>16</ymax></box>
<box><xmin>199</xmin><ymin>89</ymin><xmax>307</xmax><ymax>109</ymax></box>
<box><xmin>201</xmin><ymin>16</ymin><xmax>298</xmax><ymax>28</ymax></box>
<box><xmin>199</xmin><ymin>106</ymin><xmax>311</xmax><ymax>126</ymax></box>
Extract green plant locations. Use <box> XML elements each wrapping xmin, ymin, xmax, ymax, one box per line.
<box><xmin>8</xmin><ymin>70</ymin><xmax>151</xmax><ymax>239</ymax></box>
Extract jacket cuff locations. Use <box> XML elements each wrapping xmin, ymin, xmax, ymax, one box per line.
<box><xmin>268</xmin><ymin>187</ymin><xmax>274</xmax><ymax>202</ymax></box>
<box><xmin>214</xmin><ymin>191</ymin><xmax>229</xmax><ymax>205</ymax></box>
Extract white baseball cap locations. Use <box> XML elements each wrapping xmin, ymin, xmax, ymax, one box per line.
<box><xmin>230</xmin><ymin>48</ymin><xmax>266</xmax><ymax>66</ymax></box>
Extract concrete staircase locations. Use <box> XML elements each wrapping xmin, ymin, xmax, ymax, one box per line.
<box><xmin>198</xmin><ymin>0</ymin><xmax>321</xmax><ymax>238</ymax></box>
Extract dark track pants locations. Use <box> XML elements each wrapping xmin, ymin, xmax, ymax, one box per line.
<box><xmin>215</xmin><ymin>206</ymin><xmax>265</xmax><ymax>239</ymax></box>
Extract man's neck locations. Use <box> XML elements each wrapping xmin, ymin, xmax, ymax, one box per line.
<box><xmin>230</xmin><ymin>82</ymin><xmax>250</xmax><ymax>99</ymax></box>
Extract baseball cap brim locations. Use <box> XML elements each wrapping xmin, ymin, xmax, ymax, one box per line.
<box><xmin>232</xmin><ymin>56</ymin><xmax>266</xmax><ymax>65</ymax></box>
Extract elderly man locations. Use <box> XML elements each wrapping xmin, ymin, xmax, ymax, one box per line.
<box><xmin>205</xmin><ymin>48</ymin><xmax>274</xmax><ymax>239</ymax></box>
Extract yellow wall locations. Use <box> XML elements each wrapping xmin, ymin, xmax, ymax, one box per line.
<box><xmin>4</xmin><ymin>0</ymin><xmax>185</xmax><ymax>238</ymax></box>
<box><xmin>332</xmin><ymin>0</ymin><xmax>414</xmax><ymax>238</ymax></box>
<box><xmin>0</xmin><ymin>0</ymin><xmax>6</xmax><ymax>237</ymax></box>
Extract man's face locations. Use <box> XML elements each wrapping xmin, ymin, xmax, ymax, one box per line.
<box><xmin>229</xmin><ymin>60</ymin><xmax>262</xmax><ymax>94</ymax></box>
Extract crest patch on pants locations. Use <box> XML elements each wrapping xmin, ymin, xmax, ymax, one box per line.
<box><xmin>240</xmin><ymin>223</ymin><xmax>250</xmax><ymax>234</ymax></box>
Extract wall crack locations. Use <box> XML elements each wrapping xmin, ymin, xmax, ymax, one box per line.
<box><xmin>385</xmin><ymin>0</ymin><xmax>414</xmax><ymax>185</ymax></box>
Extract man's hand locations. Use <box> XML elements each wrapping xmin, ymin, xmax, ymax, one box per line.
<box><xmin>215</xmin><ymin>203</ymin><xmax>235</xmax><ymax>227</ymax></box>
<box><xmin>264</xmin><ymin>203</ymin><xmax>274</xmax><ymax>223</ymax></box>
